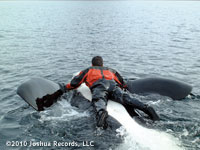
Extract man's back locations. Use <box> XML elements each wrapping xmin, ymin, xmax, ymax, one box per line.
<box><xmin>67</xmin><ymin>66</ymin><xmax>125</xmax><ymax>90</ymax></box>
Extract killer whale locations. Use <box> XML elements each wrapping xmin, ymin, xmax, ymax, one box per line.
<box><xmin>16</xmin><ymin>77</ymin><xmax>141</xmax><ymax>118</ymax></box>
<box><xmin>16</xmin><ymin>77</ymin><xmax>184</xmax><ymax>149</ymax></box>
<box><xmin>17</xmin><ymin>77</ymin><xmax>192</xmax><ymax>113</ymax></box>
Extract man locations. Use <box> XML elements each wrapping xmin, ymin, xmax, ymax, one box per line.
<box><xmin>37</xmin><ymin>56</ymin><xmax>159</xmax><ymax>129</ymax></box>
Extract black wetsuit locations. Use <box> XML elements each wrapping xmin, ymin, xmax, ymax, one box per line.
<box><xmin>91</xmin><ymin>79</ymin><xmax>149</xmax><ymax>115</ymax></box>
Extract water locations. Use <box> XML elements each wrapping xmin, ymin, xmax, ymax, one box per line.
<box><xmin>0</xmin><ymin>1</ymin><xmax>200</xmax><ymax>150</ymax></box>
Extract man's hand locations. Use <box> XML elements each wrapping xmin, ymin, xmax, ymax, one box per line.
<box><xmin>123</xmin><ymin>84</ymin><xmax>128</xmax><ymax>91</ymax></box>
<box><xmin>36</xmin><ymin>89</ymin><xmax>64</xmax><ymax>111</ymax></box>
<box><xmin>58</xmin><ymin>83</ymin><xmax>68</xmax><ymax>93</ymax></box>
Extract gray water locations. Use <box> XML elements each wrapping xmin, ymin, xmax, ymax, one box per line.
<box><xmin>0</xmin><ymin>1</ymin><xmax>200</xmax><ymax>150</ymax></box>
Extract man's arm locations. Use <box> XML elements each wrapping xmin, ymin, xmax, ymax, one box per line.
<box><xmin>110</xmin><ymin>68</ymin><xmax>127</xmax><ymax>89</ymax></box>
<box><xmin>66</xmin><ymin>68</ymin><xmax>89</xmax><ymax>90</ymax></box>
<box><xmin>114</xmin><ymin>71</ymin><xmax>127</xmax><ymax>89</ymax></box>
<box><xmin>36</xmin><ymin>69</ymin><xmax>88</xmax><ymax>111</ymax></box>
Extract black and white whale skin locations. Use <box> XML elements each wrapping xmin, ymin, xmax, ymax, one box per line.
<box><xmin>17</xmin><ymin>77</ymin><xmax>183</xmax><ymax>149</ymax></box>
<box><xmin>127</xmin><ymin>77</ymin><xmax>192</xmax><ymax>100</ymax></box>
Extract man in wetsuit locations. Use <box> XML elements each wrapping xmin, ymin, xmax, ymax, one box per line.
<box><xmin>62</xmin><ymin>56</ymin><xmax>159</xmax><ymax>128</ymax></box>
<box><xmin>37</xmin><ymin>56</ymin><xmax>159</xmax><ymax>129</ymax></box>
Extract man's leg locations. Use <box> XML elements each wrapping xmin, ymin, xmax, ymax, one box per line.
<box><xmin>112</xmin><ymin>87</ymin><xmax>159</xmax><ymax>121</ymax></box>
<box><xmin>123</xmin><ymin>93</ymin><xmax>159</xmax><ymax>121</ymax></box>
<box><xmin>92</xmin><ymin>85</ymin><xmax>108</xmax><ymax>129</ymax></box>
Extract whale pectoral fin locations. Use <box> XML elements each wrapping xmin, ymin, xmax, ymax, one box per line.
<box><xmin>17</xmin><ymin>77</ymin><xmax>61</xmax><ymax>111</ymax></box>
<box><xmin>127</xmin><ymin>77</ymin><xmax>192</xmax><ymax>100</ymax></box>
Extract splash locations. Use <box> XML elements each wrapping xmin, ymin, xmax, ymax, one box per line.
<box><xmin>39</xmin><ymin>100</ymin><xmax>89</xmax><ymax>122</ymax></box>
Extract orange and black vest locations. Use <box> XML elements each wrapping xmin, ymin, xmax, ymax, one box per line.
<box><xmin>66</xmin><ymin>66</ymin><xmax>126</xmax><ymax>90</ymax></box>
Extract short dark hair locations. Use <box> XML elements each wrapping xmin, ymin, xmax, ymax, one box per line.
<box><xmin>92</xmin><ymin>56</ymin><xmax>103</xmax><ymax>66</ymax></box>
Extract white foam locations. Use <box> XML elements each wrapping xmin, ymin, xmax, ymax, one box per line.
<box><xmin>39</xmin><ymin>100</ymin><xmax>89</xmax><ymax>122</ymax></box>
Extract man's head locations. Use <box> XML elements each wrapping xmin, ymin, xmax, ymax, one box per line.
<box><xmin>92</xmin><ymin>56</ymin><xmax>103</xmax><ymax>66</ymax></box>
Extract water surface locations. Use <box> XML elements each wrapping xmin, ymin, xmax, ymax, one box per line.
<box><xmin>0</xmin><ymin>1</ymin><xmax>200</xmax><ymax>150</ymax></box>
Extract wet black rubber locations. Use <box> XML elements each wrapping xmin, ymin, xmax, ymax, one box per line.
<box><xmin>145</xmin><ymin>106</ymin><xmax>160</xmax><ymax>121</ymax></box>
<box><xmin>96</xmin><ymin>110</ymin><xmax>108</xmax><ymax>129</ymax></box>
